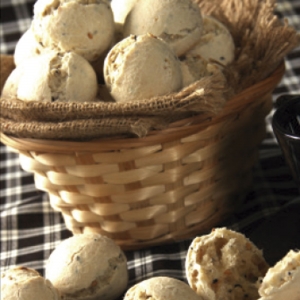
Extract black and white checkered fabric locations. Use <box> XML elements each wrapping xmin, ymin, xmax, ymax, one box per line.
<box><xmin>1</xmin><ymin>0</ymin><xmax>300</xmax><ymax>295</ymax></box>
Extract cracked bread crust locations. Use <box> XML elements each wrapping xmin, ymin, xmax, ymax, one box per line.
<box><xmin>14</xmin><ymin>27</ymin><xmax>45</xmax><ymax>66</ymax></box>
<box><xmin>185</xmin><ymin>228</ymin><xmax>269</xmax><ymax>300</ymax></box>
<box><xmin>124</xmin><ymin>276</ymin><xmax>204</xmax><ymax>300</ymax></box>
<box><xmin>1</xmin><ymin>266</ymin><xmax>60</xmax><ymax>300</ymax></box>
<box><xmin>187</xmin><ymin>15</ymin><xmax>235</xmax><ymax>65</ymax></box>
<box><xmin>258</xmin><ymin>250</ymin><xmax>300</xmax><ymax>300</ymax></box>
<box><xmin>104</xmin><ymin>34</ymin><xmax>182</xmax><ymax>102</ymax></box>
<box><xmin>1</xmin><ymin>51</ymin><xmax>98</xmax><ymax>103</ymax></box>
<box><xmin>123</xmin><ymin>0</ymin><xmax>203</xmax><ymax>56</ymax></box>
<box><xmin>45</xmin><ymin>233</ymin><xmax>128</xmax><ymax>300</ymax></box>
<box><xmin>32</xmin><ymin>0</ymin><xmax>114</xmax><ymax>62</ymax></box>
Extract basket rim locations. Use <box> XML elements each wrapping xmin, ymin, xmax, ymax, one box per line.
<box><xmin>0</xmin><ymin>62</ymin><xmax>285</xmax><ymax>153</ymax></box>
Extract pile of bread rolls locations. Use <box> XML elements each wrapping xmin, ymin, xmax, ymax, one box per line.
<box><xmin>2</xmin><ymin>233</ymin><xmax>129</xmax><ymax>300</ymax></box>
<box><xmin>1</xmin><ymin>0</ymin><xmax>234</xmax><ymax>104</ymax></box>
<box><xmin>124</xmin><ymin>228</ymin><xmax>300</xmax><ymax>300</ymax></box>
<box><xmin>2</xmin><ymin>228</ymin><xmax>299</xmax><ymax>300</ymax></box>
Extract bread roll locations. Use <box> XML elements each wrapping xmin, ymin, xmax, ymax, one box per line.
<box><xmin>32</xmin><ymin>0</ymin><xmax>115</xmax><ymax>62</ymax></box>
<box><xmin>258</xmin><ymin>250</ymin><xmax>300</xmax><ymax>300</ymax></box>
<box><xmin>187</xmin><ymin>15</ymin><xmax>235</xmax><ymax>65</ymax></box>
<box><xmin>123</xmin><ymin>0</ymin><xmax>203</xmax><ymax>56</ymax></box>
<box><xmin>104</xmin><ymin>33</ymin><xmax>182</xmax><ymax>102</ymax></box>
<box><xmin>124</xmin><ymin>276</ymin><xmax>204</xmax><ymax>300</ymax></box>
<box><xmin>2</xmin><ymin>51</ymin><xmax>98</xmax><ymax>103</ymax></box>
<box><xmin>14</xmin><ymin>27</ymin><xmax>45</xmax><ymax>66</ymax></box>
<box><xmin>1</xmin><ymin>266</ymin><xmax>60</xmax><ymax>300</ymax></box>
<box><xmin>185</xmin><ymin>227</ymin><xmax>269</xmax><ymax>300</ymax></box>
<box><xmin>45</xmin><ymin>233</ymin><xmax>128</xmax><ymax>300</ymax></box>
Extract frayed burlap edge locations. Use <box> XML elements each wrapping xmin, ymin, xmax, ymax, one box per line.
<box><xmin>0</xmin><ymin>116</ymin><xmax>171</xmax><ymax>140</ymax></box>
<box><xmin>197</xmin><ymin>0</ymin><xmax>300</xmax><ymax>90</ymax></box>
<box><xmin>0</xmin><ymin>0</ymin><xmax>299</xmax><ymax>140</ymax></box>
<box><xmin>0</xmin><ymin>72</ymin><xmax>229</xmax><ymax>123</ymax></box>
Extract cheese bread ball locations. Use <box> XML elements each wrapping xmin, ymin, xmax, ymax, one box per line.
<box><xmin>188</xmin><ymin>15</ymin><xmax>235</xmax><ymax>65</ymax></box>
<box><xmin>14</xmin><ymin>27</ymin><xmax>45</xmax><ymax>66</ymax></box>
<box><xmin>123</xmin><ymin>0</ymin><xmax>203</xmax><ymax>56</ymax></box>
<box><xmin>104</xmin><ymin>34</ymin><xmax>182</xmax><ymax>102</ymax></box>
<box><xmin>45</xmin><ymin>233</ymin><xmax>128</xmax><ymax>300</ymax></box>
<box><xmin>2</xmin><ymin>51</ymin><xmax>98</xmax><ymax>103</ymax></box>
<box><xmin>1</xmin><ymin>266</ymin><xmax>60</xmax><ymax>300</ymax></box>
<box><xmin>186</xmin><ymin>228</ymin><xmax>269</xmax><ymax>300</ymax></box>
<box><xmin>258</xmin><ymin>250</ymin><xmax>300</xmax><ymax>300</ymax></box>
<box><xmin>32</xmin><ymin>0</ymin><xmax>115</xmax><ymax>62</ymax></box>
<box><xmin>124</xmin><ymin>276</ymin><xmax>204</xmax><ymax>300</ymax></box>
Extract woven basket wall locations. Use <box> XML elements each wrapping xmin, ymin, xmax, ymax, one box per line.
<box><xmin>1</xmin><ymin>62</ymin><xmax>285</xmax><ymax>250</ymax></box>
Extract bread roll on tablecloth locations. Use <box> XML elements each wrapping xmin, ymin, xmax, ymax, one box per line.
<box><xmin>124</xmin><ymin>276</ymin><xmax>204</xmax><ymax>300</ymax></box>
<box><xmin>45</xmin><ymin>233</ymin><xmax>128</xmax><ymax>300</ymax></box>
<box><xmin>185</xmin><ymin>227</ymin><xmax>269</xmax><ymax>300</ymax></box>
<box><xmin>258</xmin><ymin>250</ymin><xmax>300</xmax><ymax>300</ymax></box>
<box><xmin>1</xmin><ymin>266</ymin><xmax>60</xmax><ymax>300</ymax></box>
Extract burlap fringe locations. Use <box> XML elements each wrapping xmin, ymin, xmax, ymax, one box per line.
<box><xmin>0</xmin><ymin>72</ymin><xmax>228</xmax><ymax>123</ymax></box>
<box><xmin>0</xmin><ymin>0</ymin><xmax>299</xmax><ymax>140</ymax></box>
<box><xmin>197</xmin><ymin>0</ymin><xmax>300</xmax><ymax>90</ymax></box>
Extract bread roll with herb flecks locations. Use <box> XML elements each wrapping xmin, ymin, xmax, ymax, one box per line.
<box><xmin>2</xmin><ymin>51</ymin><xmax>98</xmax><ymax>103</ymax></box>
<box><xmin>45</xmin><ymin>233</ymin><xmax>128</xmax><ymax>300</ymax></box>
<box><xmin>104</xmin><ymin>33</ymin><xmax>182</xmax><ymax>102</ymax></box>
<box><xmin>185</xmin><ymin>227</ymin><xmax>269</xmax><ymax>300</ymax></box>
<box><xmin>187</xmin><ymin>15</ymin><xmax>235</xmax><ymax>65</ymax></box>
<box><xmin>123</xmin><ymin>0</ymin><xmax>203</xmax><ymax>56</ymax></box>
<box><xmin>32</xmin><ymin>0</ymin><xmax>115</xmax><ymax>62</ymax></box>
<box><xmin>258</xmin><ymin>250</ymin><xmax>300</xmax><ymax>300</ymax></box>
<box><xmin>1</xmin><ymin>266</ymin><xmax>60</xmax><ymax>300</ymax></box>
<box><xmin>124</xmin><ymin>276</ymin><xmax>204</xmax><ymax>300</ymax></box>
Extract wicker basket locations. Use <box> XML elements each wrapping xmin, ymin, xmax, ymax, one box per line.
<box><xmin>0</xmin><ymin>62</ymin><xmax>285</xmax><ymax>250</ymax></box>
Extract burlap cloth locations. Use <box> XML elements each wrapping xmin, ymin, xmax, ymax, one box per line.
<box><xmin>1</xmin><ymin>0</ymin><xmax>299</xmax><ymax>140</ymax></box>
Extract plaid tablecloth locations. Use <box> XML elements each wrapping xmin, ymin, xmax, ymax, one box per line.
<box><xmin>1</xmin><ymin>0</ymin><xmax>300</xmax><ymax>296</ymax></box>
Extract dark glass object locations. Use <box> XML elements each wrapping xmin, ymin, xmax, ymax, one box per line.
<box><xmin>272</xmin><ymin>95</ymin><xmax>300</xmax><ymax>188</ymax></box>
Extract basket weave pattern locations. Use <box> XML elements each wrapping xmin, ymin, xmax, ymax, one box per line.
<box><xmin>1</xmin><ymin>63</ymin><xmax>285</xmax><ymax>249</ymax></box>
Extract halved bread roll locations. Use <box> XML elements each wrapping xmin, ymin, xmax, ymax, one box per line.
<box><xmin>258</xmin><ymin>250</ymin><xmax>300</xmax><ymax>300</ymax></box>
<box><xmin>185</xmin><ymin>227</ymin><xmax>269</xmax><ymax>300</ymax></box>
